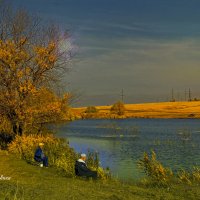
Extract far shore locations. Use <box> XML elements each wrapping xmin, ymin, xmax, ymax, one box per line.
<box><xmin>71</xmin><ymin>101</ymin><xmax>200</xmax><ymax>119</ymax></box>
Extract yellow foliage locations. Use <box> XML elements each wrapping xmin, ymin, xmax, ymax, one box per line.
<box><xmin>0</xmin><ymin>39</ymin><xmax>29</xmax><ymax>69</ymax></box>
<box><xmin>178</xmin><ymin>170</ymin><xmax>192</xmax><ymax>185</ymax></box>
<box><xmin>138</xmin><ymin>151</ymin><xmax>173</xmax><ymax>185</ymax></box>
<box><xmin>34</xmin><ymin>42</ymin><xmax>57</xmax><ymax>70</ymax></box>
<box><xmin>0</xmin><ymin>38</ymin><xmax>70</xmax><ymax>134</ymax></box>
<box><xmin>0</xmin><ymin>116</ymin><xmax>12</xmax><ymax>133</ymax></box>
<box><xmin>192</xmin><ymin>167</ymin><xmax>200</xmax><ymax>182</ymax></box>
<box><xmin>8</xmin><ymin>134</ymin><xmax>77</xmax><ymax>177</ymax></box>
<box><xmin>0</xmin><ymin>2</ymin><xmax>73</xmax><ymax>139</ymax></box>
<box><xmin>110</xmin><ymin>101</ymin><xmax>125</xmax><ymax>116</ymax></box>
<box><xmin>87</xmin><ymin>166</ymin><xmax>111</xmax><ymax>181</ymax></box>
<box><xmin>178</xmin><ymin>167</ymin><xmax>200</xmax><ymax>185</ymax></box>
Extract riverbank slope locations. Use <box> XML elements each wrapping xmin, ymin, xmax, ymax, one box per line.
<box><xmin>72</xmin><ymin>101</ymin><xmax>200</xmax><ymax>119</ymax></box>
<box><xmin>0</xmin><ymin>150</ymin><xmax>200</xmax><ymax>200</ymax></box>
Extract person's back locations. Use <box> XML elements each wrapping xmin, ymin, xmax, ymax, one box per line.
<box><xmin>75</xmin><ymin>154</ymin><xmax>97</xmax><ymax>179</ymax></box>
<box><xmin>75</xmin><ymin>159</ymin><xmax>89</xmax><ymax>176</ymax></box>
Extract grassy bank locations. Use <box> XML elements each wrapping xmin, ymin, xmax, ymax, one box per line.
<box><xmin>72</xmin><ymin>101</ymin><xmax>200</xmax><ymax>119</ymax></box>
<box><xmin>1</xmin><ymin>151</ymin><xmax>200</xmax><ymax>200</ymax></box>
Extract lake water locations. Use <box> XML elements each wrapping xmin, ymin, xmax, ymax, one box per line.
<box><xmin>56</xmin><ymin>118</ymin><xmax>200</xmax><ymax>181</ymax></box>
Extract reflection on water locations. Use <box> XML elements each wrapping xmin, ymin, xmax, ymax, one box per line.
<box><xmin>57</xmin><ymin>118</ymin><xmax>200</xmax><ymax>180</ymax></box>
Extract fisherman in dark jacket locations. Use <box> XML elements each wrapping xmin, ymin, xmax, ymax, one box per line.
<box><xmin>34</xmin><ymin>143</ymin><xmax>48</xmax><ymax>167</ymax></box>
<box><xmin>75</xmin><ymin>153</ymin><xmax>97</xmax><ymax>179</ymax></box>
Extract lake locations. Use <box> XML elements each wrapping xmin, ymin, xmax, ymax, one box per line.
<box><xmin>56</xmin><ymin>118</ymin><xmax>200</xmax><ymax>181</ymax></box>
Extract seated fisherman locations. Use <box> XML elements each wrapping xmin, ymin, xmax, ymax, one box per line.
<box><xmin>75</xmin><ymin>153</ymin><xmax>97</xmax><ymax>179</ymax></box>
<box><xmin>34</xmin><ymin>142</ymin><xmax>48</xmax><ymax>167</ymax></box>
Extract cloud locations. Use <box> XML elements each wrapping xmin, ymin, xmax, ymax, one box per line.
<box><xmin>68</xmin><ymin>37</ymin><xmax>200</xmax><ymax>97</ymax></box>
<box><xmin>11</xmin><ymin>0</ymin><xmax>200</xmax><ymax>105</ymax></box>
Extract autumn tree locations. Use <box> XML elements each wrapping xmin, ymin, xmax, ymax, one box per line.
<box><xmin>110</xmin><ymin>101</ymin><xmax>125</xmax><ymax>115</ymax></box>
<box><xmin>0</xmin><ymin>3</ymin><xmax>74</xmax><ymax>136</ymax></box>
<box><xmin>85</xmin><ymin>106</ymin><xmax>98</xmax><ymax>114</ymax></box>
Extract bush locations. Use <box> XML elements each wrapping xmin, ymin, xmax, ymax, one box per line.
<box><xmin>86</xmin><ymin>150</ymin><xmax>111</xmax><ymax>180</ymax></box>
<box><xmin>110</xmin><ymin>101</ymin><xmax>125</xmax><ymax>115</ymax></box>
<box><xmin>178</xmin><ymin>167</ymin><xmax>200</xmax><ymax>185</ymax></box>
<box><xmin>0</xmin><ymin>132</ymin><xmax>14</xmax><ymax>150</ymax></box>
<box><xmin>178</xmin><ymin>169</ymin><xmax>192</xmax><ymax>185</ymax></box>
<box><xmin>8</xmin><ymin>134</ymin><xmax>77</xmax><ymax>177</ymax></box>
<box><xmin>83</xmin><ymin>106</ymin><xmax>99</xmax><ymax>119</ymax></box>
<box><xmin>192</xmin><ymin>167</ymin><xmax>200</xmax><ymax>183</ymax></box>
<box><xmin>138</xmin><ymin>151</ymin><xmax>173</xmax><ymax>185</ymax></box>
<box><xmin>85</xmin><ymin>106</ymin><xmax>98</xmax><ymax>113</ymax></box>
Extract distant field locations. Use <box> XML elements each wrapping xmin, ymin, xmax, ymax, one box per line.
<box><xmin>72</xmin><ymin>101</ymin><xmax>200</xmax><ymax>119</ymax></box>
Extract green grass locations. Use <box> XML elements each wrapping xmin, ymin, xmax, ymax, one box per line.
<box><xmin>0</xmin><ymin>150</ymin><xmax>200</xmax><ymax>200</ymax></box>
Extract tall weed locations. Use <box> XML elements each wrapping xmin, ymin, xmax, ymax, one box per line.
<box><xmin>138</xmin><ymin>151</ymin><xmax>173</xmax><ymax>186</ymax></box>
<box><xmin>86</xmin><ymin>150</ymin><xmax>111</xmax><ymax>180</ymax></box>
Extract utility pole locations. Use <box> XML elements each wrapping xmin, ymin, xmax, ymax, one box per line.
<box><xmin>184</xmin><ymin>89</ymin><xmax>187</xmax><ymax>101</ymax></box>
<box><xmin>121</xmin><ymin>89</ymin><xmax>124</xmax><ymax>102</ymax></box>
<box><xmin>188</xmin><ymin>88</ymin><xmax>192</xmax><ymax>101</ymax></box>
<box><xmin>171</xmin><ymin>88</ymin><xmax>175</xmax><ymax>102</ymax></box>
<box><xmin>177</xmin><ymin>92</ymin><xmax>180</xmax><ymax>102</ymax></box>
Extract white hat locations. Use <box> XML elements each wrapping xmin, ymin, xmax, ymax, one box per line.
<box><xmin>81</xmin><ymin>153</ymin><xmax>86</xmax><ymax>157</ymax></box>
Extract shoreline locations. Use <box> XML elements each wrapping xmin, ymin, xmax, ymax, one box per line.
<box><xmin>1</xmin><ymin>150</ymin><xmax>200</xmax><ymax>199</ymax></box>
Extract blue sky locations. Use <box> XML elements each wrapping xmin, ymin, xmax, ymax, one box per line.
<box><xmin>12</xmin><ymin>0</ymin><xmax>200</xmax><ymax>106</ymax></box>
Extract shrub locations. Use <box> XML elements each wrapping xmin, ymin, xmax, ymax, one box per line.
<box><xmin>138</xmin><ymin>151</ymin><xmax>173</xmax><ymax>185</ymax></box>
<box><xmin>178</xmin><ymin>169</ymin><xmax>192</xmax><ymax>185</ymax></box>
<box><xmin>85</xmin><ymin>106</ymin><xmax>98</xmax><ymax>113</ymax></box>
<box><xmin>110</xmin><ymin>101</ymin><xmax>125</xmax><ymax>115</ymax></box>
<box><xmin>178</xmin><ymin>167</ymin><xmax>200</xmax><ymax>185</ymax></box>
<box><xmin>83</xmin><ymin>106</ymin><xmax>99</xmax><ymax>119</ymax></box>
<box><xmin>86</xmin><ymin>150</ymin><xmax>100</xmax><ymax>169</ymax></box>
<box><xmin>0</xmin><ymin>132</ymin><xmax>14</xmax><ymax>150</ymax></box>
<box><xmin>8</xmin><ymin>134</ymin><xmax>77</xmax><ymax>177</ymax></box>
<box><xmin>86</xmin><ymin>150</ymin><xmax>111</xmax><ymax>180</ymax></box>
<box><xmin>192</xmin><ymin>167</ymin><xmax>200</xmax><ymax>183</ymax></box>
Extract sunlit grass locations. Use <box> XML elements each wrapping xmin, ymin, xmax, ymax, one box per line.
<box><xmin>1</xmin><ymin>150</ymin><xmax>200</xmax><ymax>200</ymax></box>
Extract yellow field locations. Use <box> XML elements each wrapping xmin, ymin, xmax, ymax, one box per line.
<box><xmin>72</xmin><ymin>101</ymin><xmax>200</xmax><ymax>119</ymax></box>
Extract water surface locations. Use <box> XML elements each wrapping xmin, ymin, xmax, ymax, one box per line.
<box><xmin>57</xmin><ymin>118</ymin><xmax>200</xmax><ymax>180</ymax></box>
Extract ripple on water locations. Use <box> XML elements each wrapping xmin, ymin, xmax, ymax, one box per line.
<box><xmin>56</xmin><ymin>118</ymin><xmax>200</xmax><ymax>180</ymax></box>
